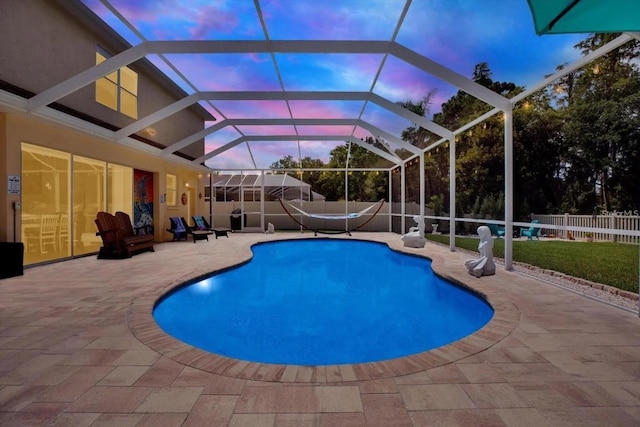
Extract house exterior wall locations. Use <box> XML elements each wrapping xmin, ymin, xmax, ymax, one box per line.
<box><xmin>0</xmin><ymin>112</ymin><xmax>210</xmax><ymax>243</ymax></box>
<box><xmin>0</xmin><ymin>1</ymin><xmax>213</xmax><ymax>247</ymax></box>
<box><xmin>0</xmin><ymin>0</ymin><xmax>208</xmax><ymax>160</ymax></box>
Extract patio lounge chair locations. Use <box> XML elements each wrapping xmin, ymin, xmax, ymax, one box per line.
<box><xmin>192</xmin><ymin>215</ymin><xmax>229</xmax><ymax>239</ymax></box>
<box><xmin>95</xmin><ymin>211</ymin><xmax>154</xmax><ymax>258</ymax></box>
<box><xmin>520</xmin><ymin>219</ymin><xmax>541</xmax><ymax>240</ymax></box>
<box><xmin>166</xmin><ymin>216</ymin><xmax>190</xmax><ymax>241</ymax></box>
<box><xmin>486</xmin><ymin>223</ymin><xmax>506</xmax><ymax>238</ymax></box>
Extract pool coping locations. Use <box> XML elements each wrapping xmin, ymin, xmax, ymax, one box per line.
<box><xmin>127</xmin><ymin>237</ymin><xmax>520</xmax><ymax>383</ymax></box>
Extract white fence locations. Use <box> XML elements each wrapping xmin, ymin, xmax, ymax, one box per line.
<box><xmin>532</xmin><ymin>213</ymin><xmax>640</xmax><ymax>244</ymax></box>
<box><xmin>201</xmin><ymin>202</ymin><xmax>640</xmax><ymax>244</ymax></box>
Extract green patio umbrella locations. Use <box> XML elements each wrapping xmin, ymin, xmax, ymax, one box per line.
<box><xmin>527</xmin><ymin>0</ymin><xmax>640</xmax><ymax>35</ymax></box>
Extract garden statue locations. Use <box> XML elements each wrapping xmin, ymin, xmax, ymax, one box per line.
<box><xmin>401</xmin><ymin>215</ymin><xmax>426</xmax><ymax>248</ymax></box>
<box><xmin>464</xmin><ymin>225</ymin><xmax>496</xmax><ymax>277</ymax></box>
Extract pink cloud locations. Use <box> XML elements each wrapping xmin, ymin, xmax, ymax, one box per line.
<box><xmin>166</xmin><ymin>54</ymin><xmax>281</xmax><ymax>91</ymax></box>
<box><xmin>213</xmin><ymin>101</ymin><xmax>291</xmax><ymax>119</ymax></box>
<box><xmin>236</xmin><ymin>125</ymin><xmax>297</xmax><ymax>136</ymax></box>
<box><xmin>105</xmin><ymin>0</ymin><xmax>262</xmax><ymax>40</ymax></box>
<box><xmin>296</xmin><ymin>126</ymin><xmax>354</xmax><ymax>136</ymax></box>
<box><xmin>289</xmin><ymin>101</ymin><xmax>364</xmax><ymax>119</ymax></box>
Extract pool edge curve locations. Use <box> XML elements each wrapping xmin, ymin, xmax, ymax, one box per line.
<box><xmin>128</xmin><ymin>235</ymin><xmax>520</xmax><ymax>383</ymax></box>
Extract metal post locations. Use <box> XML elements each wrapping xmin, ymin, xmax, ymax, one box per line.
<box><xmin>388</xmin><ymin>169</ymin><xmax>392</xmax><ymax>232</ymax></box>
<box><xmin>504</xmin><ymin>107</ymin><xmax>514</xmax><ymax>270</ymax></box>
<box><xmin>260</xmin><ymin>171</ymin><xmax>265</xmax><ymax>231</ymax></box>
<box><xmin>344</xmin><ymin>169</ymin><xmax>351</xmax><ymax>232</ymax></box>
<box><xmin>449</xmin><ymin>136</ymin><xmax>456</xmax><ymax>251</ymax></box>
<box><xmin>419</xmin><ymin>152</ymin><xmax>425</xmax><ymax>232</ymax></box>
<box><xmin>401</xmin><ymin>163</ymin><xmax>406</xmax><ymax>233</ymax></box>
<box><xmin>209</xmin><ymin>173</ymin><xmax>213</xmax><ymax>227</ymax></box>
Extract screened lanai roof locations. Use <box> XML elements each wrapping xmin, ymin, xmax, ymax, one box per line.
<box><xmin>10</xmin><ymin>0</ymin><xmax>635</xmax><ymax>172</ymax></box>
<box><xmin>211</xmin><ymin>173</ymin><xmax>325</xmax><ymax>201</ymax></box>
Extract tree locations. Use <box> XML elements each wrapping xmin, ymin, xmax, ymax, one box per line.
<box><xmin>269</xmin><ymin>140</ymin><xmax>391</xmax><ymax>201</ymax></box>
<box><xmin>318</xmin><ymin>138</ymin><xmax>391</xmax><ymax>201</ymax></box>
<box><xmin>512</xmin><ymin>90</ymin><xmax>568</xmax><ymax>216</ymax></box>
<box><xmin>270</xmin><ymin>155</ymin><xmax>325</xmax><ymax>198</ymax></box>
<box><xmin>429</xmin><ymin>63</ymin><xmax>522</xmax><ymax>215</ymax></box>
<box><xmin>559</xmin><ymin>33</ymin><xmax>640</xmax><ymax>213</ymax></box>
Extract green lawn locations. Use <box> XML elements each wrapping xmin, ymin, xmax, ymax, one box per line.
<box><xmin>426</xmin><ymin>234</ymin><xmax>639</xmax><ymax>293</ymax></box>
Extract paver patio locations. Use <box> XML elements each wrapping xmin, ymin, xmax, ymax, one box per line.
<box><xmin>1</xmin><ymin>233</ymin><xmax>639</xmax><ymax>426</ymax></box>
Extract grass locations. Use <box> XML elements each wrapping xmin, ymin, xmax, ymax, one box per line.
<box><xmin>426</xmin><ymin>234</ymin><xmax>639</xmax><ymax>293</ymax></box>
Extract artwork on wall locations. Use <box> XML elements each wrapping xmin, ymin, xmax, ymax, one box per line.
<box><xmin>134</xmin><ymin>169</ymin><xmax>154</xmax><ymax>234</ymax></box>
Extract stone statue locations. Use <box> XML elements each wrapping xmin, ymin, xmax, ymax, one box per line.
<box><xmin>464</xmin><ymin>225</ymin><xmax>496</xmax><ymax>277</ymax></box>
<box><xmin>401</xmin><ymin>215</ymin><xmax>426</xmax><ymax>248</ymax></box>
<box><xmin>265</xmin><ymin>223</ymin><xmax>275</xmax><ymax>234</ymax></box>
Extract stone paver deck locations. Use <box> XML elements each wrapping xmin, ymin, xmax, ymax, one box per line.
<box><xmin>1</xmin><ymin>232</ymin><xmax>639</xmax><ymax>426</ymax></box>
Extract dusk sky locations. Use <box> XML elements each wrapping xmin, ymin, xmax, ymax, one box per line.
<box><xmin>82</xmin><ymin>0</ymin><xmax>587</xmax><ymax>170</ymax></box>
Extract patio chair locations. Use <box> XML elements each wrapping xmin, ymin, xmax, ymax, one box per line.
<box><xmin>486</xmin><ymin>223</ymin><xmax>505</xmax><ymax>238</ymax></box>
<box><xmin>40</xmin><ymin>213</ymin><xmax>59</xmax><ymax>253</ymax></box>
<box><xmin>166</xmin><ymin>216</ymin><xmax>191</xmax><ymax>240</ymax></box>
<box><xmin>192</xmin><ymin>215</ymin><xmax>213</xmax><ymax>231</ymax></box>
<box><xmin>190</xmin><ymin>215</ymin><xmax>217</xmax><ymax>242</ymax></box>
<box><xmin>95</xmin><ymin>211</ymin><xmax>154</xmax><ymax>258</ymax></box>
<box><xmin>193</xmin><ymin>215</ymin><xmax>230</xmax><ymax>239</ymax></box>
<box><xmin>95</xmin><ymin>211</ymin><xmax>125</xmax><ymax>258</ymax></box>
<box><xmin>57</xmin><ymin>212</ymin><xmax>70</xmax><ymax>249</ymax></box>
<box><xmin>520</xmin><ymin>219</ymin><xmax>541</xmax><ymax>240</ymax></box>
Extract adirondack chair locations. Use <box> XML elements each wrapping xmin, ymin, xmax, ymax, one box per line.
<box><xmin>520</xmin><ymin>219</ymin><xmax>541</xmax><ymax>240</ymax></box>
<box><xmin>95</xmin><ymin>211</ymin><xmax>154</xmax><ymax>258</ymax></box>
<box><xmin>486</xmin><ymin>223</ymin><xmax>505</xmax><ymax>238</ymax></box>
<box><xmin>114</xmin><ymin>211</ymin><xmax>155</xmax><ymax>256</ymax></box>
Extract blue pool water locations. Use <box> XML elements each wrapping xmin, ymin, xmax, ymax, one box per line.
<box><xmin>153</xmin><ymin>239</ymin><xmax>493</xmax><ymax>365</ymax></box>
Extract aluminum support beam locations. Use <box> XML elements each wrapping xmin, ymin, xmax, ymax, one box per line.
<box><xmin>194</xmin><ymin>135</ymin><xmax>400</xmax><ymax>165</ymax></box>
<box><xmin>504</xmin><ymin>107</ymin><xmax>514</xmax><ymax>270</ymax></box>
<box><xmin>449</xmin><ymin>137</ymin><xmax>456</xmax><ymax>251</ymax></box>
<box><xmin>28</xmin><ymin>44</ymin><xmax>150</xmax><ymax>111</ymax></box>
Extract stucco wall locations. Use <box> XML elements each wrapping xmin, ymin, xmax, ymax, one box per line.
<box><xmin>1</xmin><ymin>112</ymin><xmax>208</xmax><ymax>243</ymax></box>
<box><xmin>0</xmin><ymin>0</ymin><xmax>207</xmax><ymax>160</ymax></box>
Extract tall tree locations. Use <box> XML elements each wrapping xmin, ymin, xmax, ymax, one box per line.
<box><xmin>319</xmin><ymin>138</ymin><xmax>391</xmax><ymax>201</ymax></box>
<box><xmin>270</xmin><ymin>155</ymin><xmax>325</xmax><ymax>197</ymax></box>
<box><xmin>430</xmin><ymin>62</ymin><xmax>523</xmax><ymax>215</ymax></box>
<box><xmin>560</xmin><ymin>33</ymin><xmax>640</xmax><ymax>213</ymax></box>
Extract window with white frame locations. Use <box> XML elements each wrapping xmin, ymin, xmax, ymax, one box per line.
<box><xmin>95</xmin><ymin>50</ymin><xmax>138</xmax><ymax>119</ymax></box>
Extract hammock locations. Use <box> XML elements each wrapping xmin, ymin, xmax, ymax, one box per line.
<box><xmin>279</xmin><ymin>199</ymin><xmax>385</xmax><ymax>236</ymax></box>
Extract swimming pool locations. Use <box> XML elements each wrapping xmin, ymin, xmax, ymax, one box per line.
<box><xmin>153</xmin><ymin>239</ymin><xmax>493</xmax><ymax>365</ymax></box>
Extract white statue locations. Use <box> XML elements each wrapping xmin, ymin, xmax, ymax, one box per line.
<box><xmin>265</xmin><ymin>223</ymin><xmax>275</xmax><ymax>234</ymax></box>
<box><xmin>401</xmin><ymin>215</ymin><xmax>426</xmax><ymax>248</ymax></box>
<box><xmin>464</xmin><ymin>225</ymin><xmax>496</xmax><ymax>278</ymax></box>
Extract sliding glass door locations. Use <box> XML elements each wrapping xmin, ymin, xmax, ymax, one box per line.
<box><xmin>21</xmin><ymin>143</ymin><xmax>134</xmax><ymax>265</ymax></box>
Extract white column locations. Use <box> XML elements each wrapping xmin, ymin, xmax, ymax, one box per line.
<box><xmin>388</xmin><ymin>169</ymin><xmax>392</xmax><ymax>232</ymax></box>
<box><xmin>449</xmin><ymin>137</ymin><xmax>456</xmax><ymax>251</ymax></box>
<box><xmin>401</xmin><ymin>164</ymin><xmax>406</xmax><ymax>233</ymax></box>
<box><xmin>504</xmin><ymin>107</ymin><xmax>514</xmax><ymax>270</ymax></box>
<box><xmin>419</xmin><ymin>152</ymin><xmax>425</xmax><ymax>228</ymax></box>
<box><xmin>260</xmin><ymin>171</ymin><xmax>265</xmax><ymax>231</ymax></box>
